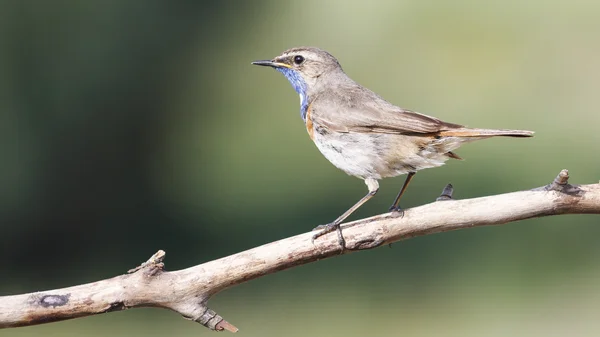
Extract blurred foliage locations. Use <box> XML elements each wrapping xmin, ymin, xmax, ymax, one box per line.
<box><xmin>2</xmin><ymin>0</ymin><xmax>600</xmax><ymax>336</ymax></box>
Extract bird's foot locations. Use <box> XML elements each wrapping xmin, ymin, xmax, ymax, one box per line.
<box><xmin>388</xmin><ymin>206</ymin><xmax>405</xmax><ymax>218</ymax></box>
<box><xmin>312</xmin><ymin>223</ymin><xmax>346</xmax><ymax>252</ymax></box>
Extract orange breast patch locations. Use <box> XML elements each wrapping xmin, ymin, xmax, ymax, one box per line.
<box><xmin>305</xmin><ymin>103</ymin><xmax>314</xmax><ymax>141</ymax></box>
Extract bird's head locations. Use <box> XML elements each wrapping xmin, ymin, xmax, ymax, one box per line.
<box><xmin>252</xmin><ymin>47</ymin><xmax>343</xmax><ymax>95</ymax></box>
<box><xmin>252</xmin><ymin>47</ymin><xmax>343</xmax><ymax>120</ymax></box>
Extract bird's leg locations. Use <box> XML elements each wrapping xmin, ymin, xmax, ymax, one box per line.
<box><xmin>312</xmin><ymin>178</ymin><xmax>379</xmax><ymax>250</ymax></box>
<box><xmin>389</xmin><ymin>171</ymin><xmax>416</xmax><ymax>217</ymax></box>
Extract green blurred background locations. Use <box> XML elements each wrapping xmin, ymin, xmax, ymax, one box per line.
<box><xmin>2</xmin><ymin>1</ymin><xmax>600</xmax><ymax>336</ymax></box>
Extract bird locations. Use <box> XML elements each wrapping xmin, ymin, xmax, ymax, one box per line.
<box><xmin>252</xmin><ymin>47</ymin><xmax>533</xmax><ymax>248</ymax></box>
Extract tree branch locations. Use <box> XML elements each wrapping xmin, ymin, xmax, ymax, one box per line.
<box><xmin>1</xmin><ymin>170</ymin><xmax>599</xmax><ymax>332</ymax></box>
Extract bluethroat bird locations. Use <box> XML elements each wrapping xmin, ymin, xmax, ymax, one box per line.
<box><xmin>252</xmin><ymin>47</ymin><xmax>534</xmax><ymax>248</ymax></box>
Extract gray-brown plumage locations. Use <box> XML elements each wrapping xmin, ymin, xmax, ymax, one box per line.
<box><xmin>252</xmin><ymin>47</ymin><xmax>534</xmax><ymax>248</ymax></box>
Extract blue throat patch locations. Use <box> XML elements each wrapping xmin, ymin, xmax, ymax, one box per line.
<box><xmin>276</xmin><ymin>68</ymin><xmax>309</xmax><ymax>121</ymax></box>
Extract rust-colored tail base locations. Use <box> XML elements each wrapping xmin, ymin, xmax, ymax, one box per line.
<box><xmin>439</xmin><ymin>128</ymin><xmax>534</xmax><ymax>138</ymax></box>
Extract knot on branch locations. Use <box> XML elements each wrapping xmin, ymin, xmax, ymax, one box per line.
<box><xmin>436</xmin><ymin>184</ymin><xmax>454</xmax><ymax>201</ymax></box>
<box><xmin>127</xmin><ymin>250</ymin><xmax>166</xmax><ymax>276</ymax></box>
<box><xmin>349</xmin><ymin>237</ymin><xmax>385</xmax><ymax>250</ymax></box>
<box><xmin>544</xmin><ymin>169</ymin><xmax>583</xmax><ymax>196</ymax></box>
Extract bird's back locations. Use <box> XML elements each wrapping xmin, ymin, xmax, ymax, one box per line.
<box><xmin>309</xmin><ymin>79</ymin><xmax>464</xmax><ymax>137</ymax></box>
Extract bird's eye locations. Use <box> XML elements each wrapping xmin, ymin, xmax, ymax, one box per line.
<box><xmin>293</xmin><ymin>55</ymin><xmax>305</xmax><ymax>65</ymax></box>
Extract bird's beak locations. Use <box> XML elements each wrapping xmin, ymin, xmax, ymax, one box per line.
<box><xmin>251</xmin><ymin>60</ymin><xmax>291</xmax><ymax>69</ymax></box>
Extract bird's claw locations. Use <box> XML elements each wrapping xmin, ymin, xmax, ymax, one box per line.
<box><xmin>388</xmin><ymin>206</ymin><xmax>405</xmax><ymax>218</ymax></box>
<box><xmin>312</xmin><ymin>223</ymin><xmax>346</xmax><ymax>252</ymax></box>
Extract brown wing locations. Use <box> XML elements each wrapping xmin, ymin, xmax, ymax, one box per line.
<box><xmin>310</xmin><ymin>85</ymin><xmax>463</xmax><ymax>134</ymax></box>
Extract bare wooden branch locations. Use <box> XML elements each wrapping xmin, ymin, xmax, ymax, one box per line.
<box><xmin>1</xmin><ymin>169</ymin><xmax>598</xmax><ymax>332</ymax></box>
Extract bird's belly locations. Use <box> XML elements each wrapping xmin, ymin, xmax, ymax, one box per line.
<box><xmin>311</xmin><ymin>127</ymin><xmax>450</xmax><ymax>180</ymax></box>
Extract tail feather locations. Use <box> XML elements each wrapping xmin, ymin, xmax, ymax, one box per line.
<box><xmin>439</xmin><ymin>128</ymin><xmax>534</xmax><ymax>138</ymax></box>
